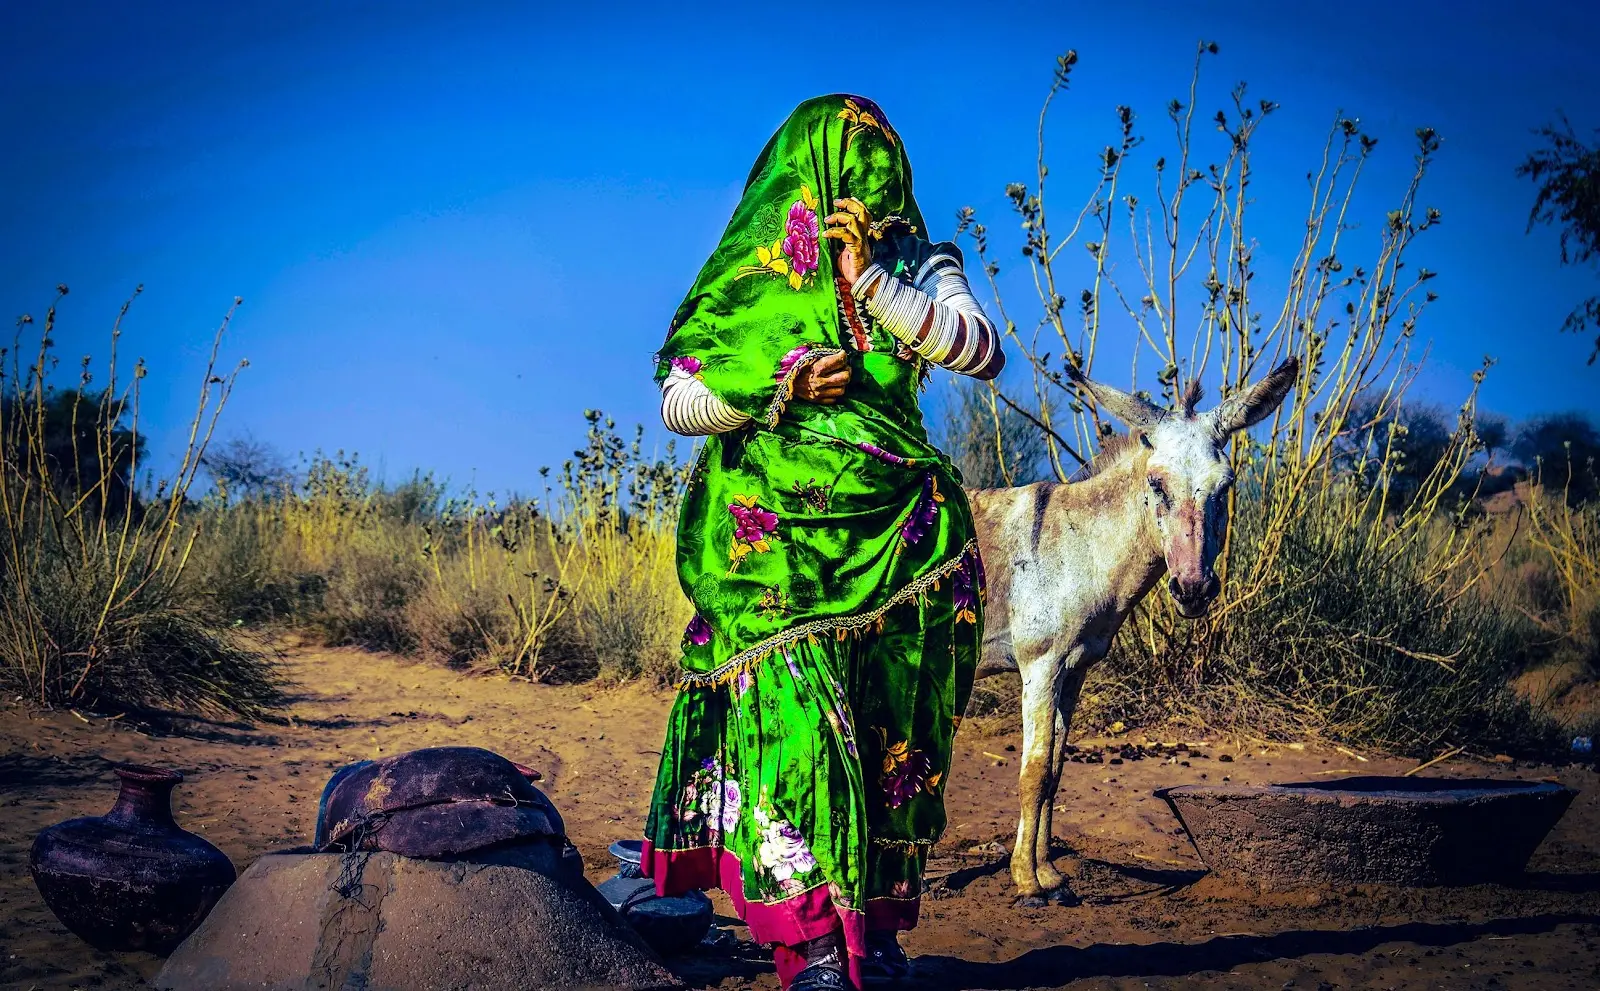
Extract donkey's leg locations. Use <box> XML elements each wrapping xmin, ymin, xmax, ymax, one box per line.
<box><xmin>1034</xmin><ymin>665</ymin><xmax>1088</xmax><ymax>895</ymax></box>
<box><xmin>1030</xmin><ymin>704</ymin><xmax>1067</xmax><ymax>891</ymax></box>
<box><xmin>1010</xmin><ymin>657</ymin><xmax>1060</xmax><ymax>899</ymax></box>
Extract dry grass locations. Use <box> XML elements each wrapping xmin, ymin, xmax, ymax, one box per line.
<box><xmin>0</xmin><ymin>288</ymin><xmax>282</xmax><ymax>717</ymax></box>
<box><xmin>187</xmin><ymin>413</ymin><xmax>692</xmax><ymax>686</ymax></box>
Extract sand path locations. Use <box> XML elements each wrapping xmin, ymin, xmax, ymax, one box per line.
<box><xmin>2</xmin><ymin>641</ymin><xmax>1597</xmax><ymax>989</ymax></box>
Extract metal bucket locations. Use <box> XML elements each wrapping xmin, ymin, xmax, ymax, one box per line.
<box><xmin>595</xmin><ymin>840</ymin><xmax>714</xmax><ymax>956</ymax></box>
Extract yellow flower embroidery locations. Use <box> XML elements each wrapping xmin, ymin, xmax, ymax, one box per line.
<box><xmin>878</xmin><ymin>729</ymin><xmax>911</xmax><ymax>776</ymax></box>
<box><xmin>736</xmin><ymin>185</ymin><xmax>820</xmax><ymax>291</ymax></box>
<box><xmin>757</xmin><ymin>586</ymin><xmax>790</xmax><ymax>621</ymax></box>
<box><xmin>743</xmin><ymin>239</ymin><xmax>789</xmax><ymax>279</ymax></box>
<box><xmin>839</xmin><ymin>98</ymin><xmax>895</xmax><ymax>148</ymax></box>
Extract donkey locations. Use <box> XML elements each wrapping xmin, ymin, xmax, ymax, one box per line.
<box><xmin>968</xmin><ymin>357</ymin><xmax>1299</xmax><ymax>903</ymax></box>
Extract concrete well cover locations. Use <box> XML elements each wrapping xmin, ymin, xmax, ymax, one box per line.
<box><xmin>1159</xmin><ymin>775</ymin><xmax>1576</xmax><ymax>890</ymax></box>
<box><xmin>154</xmin><ymin>842</ymin><xmax>680</xmax><ymax>991</ymax></box>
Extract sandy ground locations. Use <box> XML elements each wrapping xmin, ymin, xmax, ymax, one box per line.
<box><xmin>2</xmin><ymin>640</ymin><xmax>1597</xmax><ymax>990</ymax></box>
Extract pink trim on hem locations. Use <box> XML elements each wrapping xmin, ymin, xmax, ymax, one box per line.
<box><xmin>642</xmin><ymin>841</ymin><xmax>867</xmax><ymax>951</ymax></box>
<box><xmin>865</xmin><ymin>895</ymin><xmax>920</xmax><ymax>932</ymax></box>
<box><xmin>643</xmin><ymin>839</ymin><xmax>914</xmax><ymax>988</ymax></box>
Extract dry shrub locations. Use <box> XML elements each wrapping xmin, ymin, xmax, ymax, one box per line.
<box><xmin>561</xmin><ymin>417</ymin><xmax>690</xmax><ymax>684</ymax></box>
<box><xmin>1</xmin><ymin>288</ymin><xmax>282</xmax><ymax>717</ymax></box>
<box><xmin>1081</xmin><ymin>481</ymin><xmax>1558</xmax><ymax>753</ymax></box>
<box><xmin>186</xmin><ymin>412</ymin><xmax>692</xmax><ymax>686</ymax></box>
<box><xmin>186</xmin><ymin>454</ymin><xmax>429</xmax><ymax>653</ymax></box>
<box><xmin>1524</xmin><ymin>462</ymin><xmax>1600</xmax><ymax>672</ymax></box>
<box><xmin>947</xmin><ymin>46</ymin><xmax>1573</xmax><ymax>754</ymax></box>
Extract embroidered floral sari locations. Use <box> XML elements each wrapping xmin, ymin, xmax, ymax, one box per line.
<box><xmin>643</xmin><ymin>95</ymin><xmax>984</xmax><ymax>987</ymax></box>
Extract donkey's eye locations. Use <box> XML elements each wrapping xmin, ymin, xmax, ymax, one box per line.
<box><xmin>1147</xmin><ymin>476</ymin><xmax>1167</xmax><ymax>500</ymax></box>
<box><xmin>1138</xmin><ymin>433</ymin><xmax>1154</xmax><ymax>450</ymax></box>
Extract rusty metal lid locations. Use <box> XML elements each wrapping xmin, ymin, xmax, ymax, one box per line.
<box><xmin>314</xmin><ymin>747</ymin><xmax>563</xmax><ymax>858</ymax></box>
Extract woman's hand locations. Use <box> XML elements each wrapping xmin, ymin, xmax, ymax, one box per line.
<box><xmin>793</xmin><ymin>351</ymin><xmax>850</xmax><ymax>405</ymax></box>
<box><xmin>822</xmin><ymin>198</ymin><xmax>873</xmax><ymax>287</ymax></box>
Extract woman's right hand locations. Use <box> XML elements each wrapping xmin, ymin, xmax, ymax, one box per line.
<box><xmin>794</xmin><ymin>351</ymin><xmax>850</xmax><ymax>405</ymax></box>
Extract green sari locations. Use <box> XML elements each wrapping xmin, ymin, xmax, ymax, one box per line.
<box><xmin>642</xmin><ymin>95</ymin><xmax>985</xmax><ymax>985</ymax></box>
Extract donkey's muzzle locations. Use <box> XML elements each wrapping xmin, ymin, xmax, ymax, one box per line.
<box><xmin>1168</xmin><ymin>574</ymin><xmax>1220</xmax><ymax>618</ymax></box>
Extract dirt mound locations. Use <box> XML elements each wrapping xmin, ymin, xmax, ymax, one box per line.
<box><xmin>155</xmin><ymin>844</ymin><xmax>678</xmax><ymax>991</ymax></box>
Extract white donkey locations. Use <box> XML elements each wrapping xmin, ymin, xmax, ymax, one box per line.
<box><xmin>969</xmin><ymin>357</ymin><xmax>1299</xmax><ymax>902</ymax></box>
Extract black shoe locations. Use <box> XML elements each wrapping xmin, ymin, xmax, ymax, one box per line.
<box><xmin>791</xmin><ymin>932</ymin><xmax>849</xmax><ymax>991</ymax></box>
<box><xmin>790</xmin><ymin>962</ymin><xmax>850</xmax><ymax>991</ymax></box>
<box><xmin>862</xmin><ymin>931</ymin><xmax>911</xmax><ymax>985</ymax></box>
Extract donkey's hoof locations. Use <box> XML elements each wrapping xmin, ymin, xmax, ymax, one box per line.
<box><xmin>1013</xmin><ymin>894</ymin><xmax>1049</xmax><ymax>909</ymax></box>
<box><xmin>1046</xmin><ymin>887</ymin><xmax>1081</xmax><ymax>907</ymax></box>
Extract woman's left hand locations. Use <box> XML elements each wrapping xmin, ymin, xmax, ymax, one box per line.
<box><xmin>823</xmin><ymin>198</ymin><xmax>873</xmax><ymax>287</ymax></box>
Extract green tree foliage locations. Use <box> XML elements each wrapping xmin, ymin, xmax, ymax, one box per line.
<box><xmin>1340</xmin><ymin>396</ymin><xmax>1458</xmax><ymax>509</ymax></box>
<box><xmin>1517</xmin><ymin>116</ymin><xmax>1600</xmax><ymax>363</ymax></box>
<box><xmin>201</xmin><ymin>434</ymin><xmax>291</xmax><ymax>500</ymax></box>
<box><xmin>1514</xmin><ymin>411</ymin><xmax>1600</xmax><ymax>505</ymax></box>
<box><xmin>1</xmin><ymin>388</ymin><xmax>144</xmax><ymax>518</ymax></box>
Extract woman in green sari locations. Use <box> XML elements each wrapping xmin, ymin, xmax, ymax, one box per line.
<box><xmin>643</xmin><ymin>94</ymin><xmax>1003</xmax><ymax>991</ymax></box>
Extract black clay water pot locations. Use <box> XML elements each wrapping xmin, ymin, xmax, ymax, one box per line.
<box><xmin>30</xmin><ymin>763</ymin><xmax>236</xmax><ymax>954</ymax></box>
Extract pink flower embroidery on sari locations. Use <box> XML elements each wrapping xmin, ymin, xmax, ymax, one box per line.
<box><xmin>880</xmin><ymin>737</ymin><xmax>932</xmax><ymax>810</ymax></box>
<box><xmin>775</xmin><ymin>345</ymin><xmax>813</xmax><ymax>383</ymax></box>
<box><xmin>679</xmin><ymin>755</ymin><xmax>741</xmax><ymax>838</ymax></box>
<box><xmin>669</xmin><ymin>355</ymin><xmax>703</xmax><ymax>375</ymax></box>
<box><xmin>728</xmin><ymin>495</ymin><xmax>780</xmax><ymax>572</ymax></box>
<box><xmin>684</xmin><ymin>614</ymin><xmax>713</xmax><ymax>646</ymax></box>
<box><xmin>783</xmin><ymin>200</ymin><xmax>820</xmax><ymax>277</ymax></box>
<box><xmin>730</xmin><ymin>502</ymin><xmax>779</xmax><ymax>545</ymax></box>
<box><xmin>735</xmin><ymin>186</ymin><xmax>821</xmax><ymax>291</ymax></box>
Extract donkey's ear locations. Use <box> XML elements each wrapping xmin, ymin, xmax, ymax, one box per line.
<box><xmin>1065</xmin><ymin>364</ymin><xmax>1168</xmax><ymax>430</ymax></box>
<box><xmin>1209</xmin><ymin>356</ymin><xmax>1300</xmax><ymax>435</ymax></box>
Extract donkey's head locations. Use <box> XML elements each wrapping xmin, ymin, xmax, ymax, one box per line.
<box><xmin>1069</xmin><ymin>358</ymin><xmax>1300</xmax><ymax>618</ymax></box>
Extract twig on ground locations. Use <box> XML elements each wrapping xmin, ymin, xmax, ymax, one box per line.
<box><xmin>1403</xmin><ymin>745</ymin><xmax>1464</xmax><ymax>777</ymax></box>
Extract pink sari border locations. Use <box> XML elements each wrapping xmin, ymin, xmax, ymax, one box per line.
<box><xmin>864</xmin><ymin>894</ymin><xmax>920</xmax><ymax>931</ymax></box>
<box><xmin>642</xmin><ymin>840</ymin><xmax>922</xmax><ymax>990</ymax></box>
<box><xmin>640</xmin><ymin>841</ymin><xmax>866</xmax><ymax>950</ymax></box>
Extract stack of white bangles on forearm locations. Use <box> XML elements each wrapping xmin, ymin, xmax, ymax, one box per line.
<box><xmin>659</xmin><ymin>364</ymin><xmax>751</xmax><ymax>436</ymax></box>
<box><xmin>851</xmin><ymin>252</ymin><xmax>1001</xmax><ymax>378</ymax></box>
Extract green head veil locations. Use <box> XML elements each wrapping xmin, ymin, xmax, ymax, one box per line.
<box><xmin>656</xmin><ymin>95</ymin><xmax>926</xmax><ymax>426</ymax></box>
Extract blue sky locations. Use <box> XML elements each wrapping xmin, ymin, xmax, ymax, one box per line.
<box><xmin>3</xmin><ymin>1</ymin><xmax>1597</xmax><ymax>494</ymax></box>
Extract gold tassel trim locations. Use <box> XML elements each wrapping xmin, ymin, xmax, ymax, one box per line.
<box><xmin>677</xmin><ymin>539</ymin><xmax>979</xmax><ymax>689</ymax></box>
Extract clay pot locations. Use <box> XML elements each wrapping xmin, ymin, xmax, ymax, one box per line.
<box><xmin>30</xmin><ymin>763</ymin><xmax>236</xmax><ymax>954</ymax></box>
